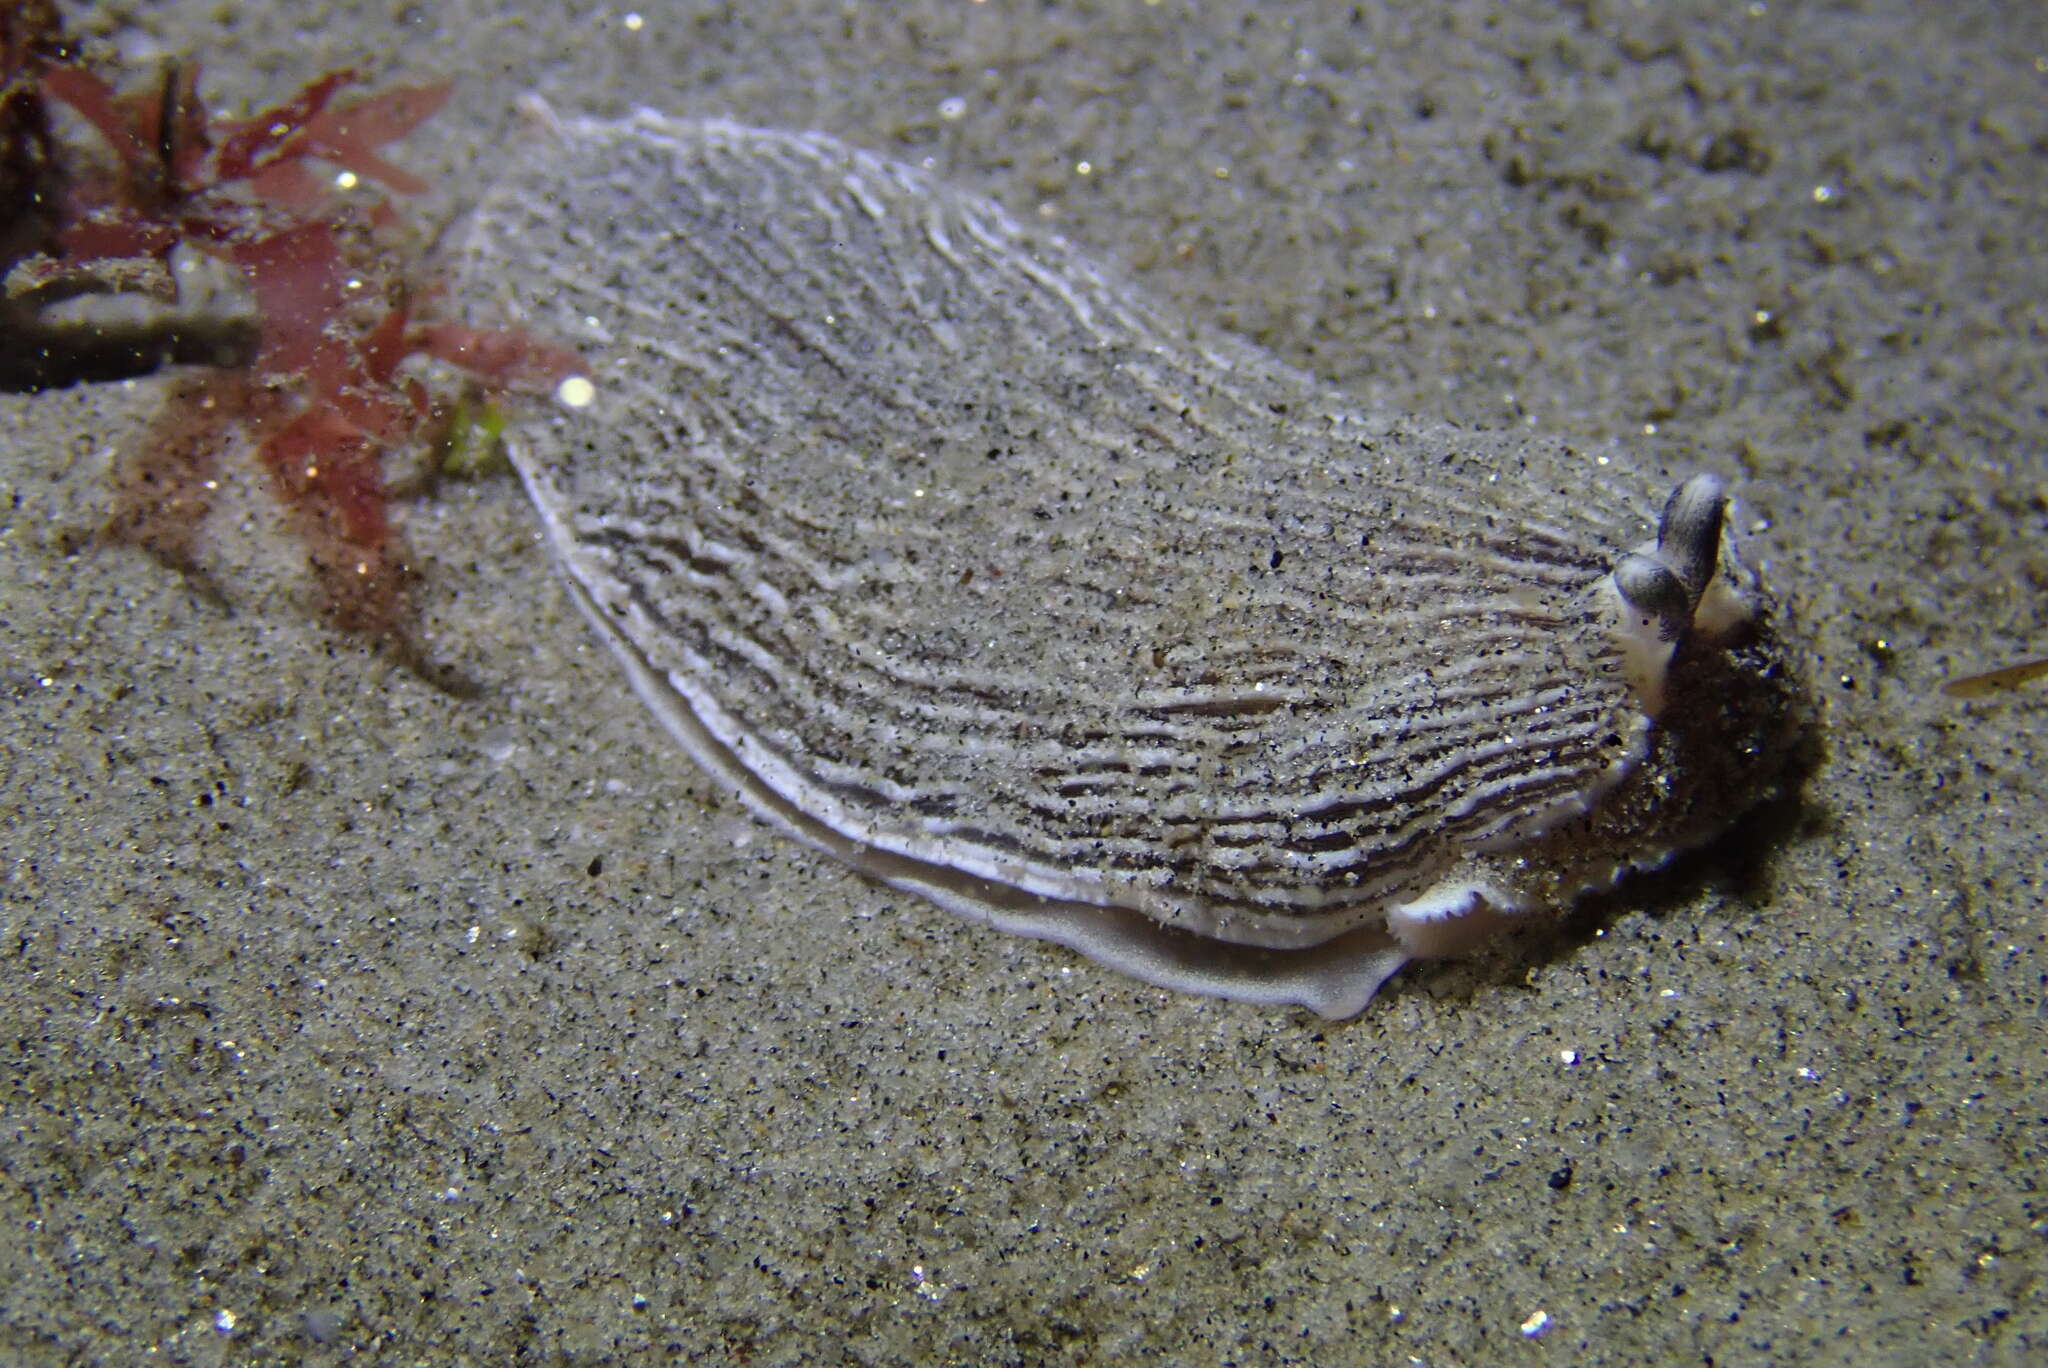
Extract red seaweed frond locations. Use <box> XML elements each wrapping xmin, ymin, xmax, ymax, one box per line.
<box><xmin>22</xmin><ymin>50</ymin><xmax>582</xmax><ymax>690</ymax></box>
<box><xmin>210</xmin><ymin>67</ymin><xmax>361</xmax><ymax>186</ymax></box>
<box><xmin>413</xmin><ymin>323</ymin><xmax>589</xmax><ymax>393</ymax></box>
<box><xmin>42</xmin><ymin>59</ymin><xmax>453</xmax><ymax>213</ymax></box>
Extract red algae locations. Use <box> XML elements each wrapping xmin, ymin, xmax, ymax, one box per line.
<box><xmin>7</xmin><ymin>33</ymin><xmax>584</xmax><ymax>688</ymax></box>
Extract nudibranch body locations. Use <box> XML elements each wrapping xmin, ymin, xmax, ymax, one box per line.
<box><xmin>452</xmin><ymin>110</ymin><xmax>1801</xmax><ymax>1016</ymax></box>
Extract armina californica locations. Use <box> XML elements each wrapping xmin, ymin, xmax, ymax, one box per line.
<box><xmin>450</xmin><ymin>108</ymin><xmax>1802</xmax><ymax>1017</ymax></box>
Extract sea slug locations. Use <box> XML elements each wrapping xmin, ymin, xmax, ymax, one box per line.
<box><xmin>450</xmin><ymin>109</ymin><xmax>1801</xmax><ymax>1016</ymax></box>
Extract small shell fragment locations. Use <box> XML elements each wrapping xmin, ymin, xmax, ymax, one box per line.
<box><xmin>451</xmin><ymin>110</ymin><xmax>1803</xmax><ymax>1016</ymax></box>
<box><xmin>1941</xmin><ymin>656</ymin><xmax>2048</xmax><ymax>699</ymax></box>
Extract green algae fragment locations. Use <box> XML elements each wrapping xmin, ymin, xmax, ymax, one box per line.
<box><xmin>439</xmin><ymin>398</ymin><xmax>509</xmax><ymax>478</ymax></box>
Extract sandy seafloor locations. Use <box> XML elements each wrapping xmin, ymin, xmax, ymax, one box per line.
<box><xmin>3</xmin><ymin>1</ymin><xmax>2044</xmax><ymax>1363</ymax></box>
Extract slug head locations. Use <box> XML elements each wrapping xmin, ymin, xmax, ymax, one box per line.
<box><xmin>1605</xmin><ymin>474</ymin><xmax>1755</xmax><ymax>716</ymax></box>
